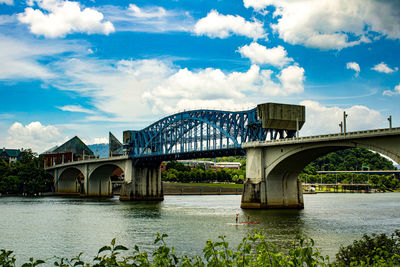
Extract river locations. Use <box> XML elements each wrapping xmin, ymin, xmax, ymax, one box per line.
<box><xmin>1</xmin><ymin>193</ymin><xmax>399</xmax><ymax>264</ymax></box>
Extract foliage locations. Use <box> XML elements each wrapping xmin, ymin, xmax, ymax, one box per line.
<box><xmin>0</xmin><ymin>232</ymin><xmax>331</xmax><ymax>266</ymax></box>
<box><xmin>336</xmin><ymin>230</ymin><xmax>400</xmax><ymax>266</ymax></box>
<box><xmin>3</xmin><ymin>230</ymin><xmax>400</xmax><ymax>266</ymax></box>
<box><xmin>163</xmin><ymin>160</ymin><xmax>245</xmax><ymax>184</ymax></box>
<box><xmin>0</xmin><ymin>149</ymin><xmax>53</xmax><ymax>195</ymax></box>
<box><xmin>303</xmin><ymin>148</ymin><xmax>396</xmax><ymax>175</ymax></box>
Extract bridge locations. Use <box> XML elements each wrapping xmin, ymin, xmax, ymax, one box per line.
<box><xmin>45</xmin><ymin>102</ymin><xmax>400</xmax><ymax>209</ymax></box>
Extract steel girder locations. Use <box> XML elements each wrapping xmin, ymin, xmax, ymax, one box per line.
<box><xmin>124</xmin><ymin>108</ymin><xmax>296</xmax><ymax>161</ymax></box>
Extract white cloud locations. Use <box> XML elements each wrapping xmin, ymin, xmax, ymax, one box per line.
<box><xmin>92</xmin><ymin>137</ymin><xmax>108</xmax><ymax>144</ymax></box>
<box><xmin>100</xmin><ymin>4</ymin><xmax>193</xmax><ymax>33</ymax></box>
<box><xmin>143</xmin><ymin>64</ymin><xmax>305</xmax><ymax>114</ymax></box>
<box><xmin>128</xmin><ymin>4</ymin><xmax>166</xmax><ymax>18</ymax></box>
<box><xmin>277</xmin><ymin>65</ymin><xmax>305</xmax><ymax>94</ymax></box>
<box><xmin>0</xmin><ymin>35</ymin><xmax>83</xmax><ymax>80</ymax></box>
<box><xmin>244</xmin><ymin>0</ymin><xmax>400</xmax><ymax>49</ymax></box>
<box><xmin>48</xmin><ymin>54</ymin><xmax>305</xmax><ymax>120</ymax></box>
<box><xmin>372</xmin><ymin>62</ymin><xmax>398</xmax><ymax>73</ymax></box>
<box><xmin>238</xmin><ymin>42</ymin><xmax>293</xmax><ymax>68</ymax></box>
<box><xmin>300</xmin><ymin>100</ymin><xmax>383</xmax><ymax>136</ymax></box>
<box><xmin>194</xmin><ymin>10</ymin><xmax>266</xmax><ymax>40</ymax></box>
<box><xmin>57</xmin><ymin>105</ymin><xmax>96</xmax><ymax>114</ymax></box>
<box><xmin>383</xmin><ymin>83</ymin><xmax>400</xmax><ymax>96</ymax></box>
<box><xmin>6</xmin><ymin>122</ymin><xmax>63</xmax><ymax>153</ymax></box>
<box><xmin>18</xmin><ymin>0</ymin><xmax>115</xmax><ymax>38</ymax></box>
<box><xmin>0</xmin><ymin>0</ymin><xmax>13</xmax><ymax>5</ymax></box>
<box><xmin>346</xmin><ymin>62</ymin><xmax>360</xmax><ymax>76</ymax></box>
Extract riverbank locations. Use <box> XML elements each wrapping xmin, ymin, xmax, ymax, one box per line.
<box><xmin>163</xmin><ymin>182</ymin><xmax>243</xmax><ymax>195</ymax></box>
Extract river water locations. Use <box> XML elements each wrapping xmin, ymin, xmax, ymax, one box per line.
<box><xmin>1</xmin><ymin>193</ymin><xmax>400</xmax><ymax>264</ymax></box>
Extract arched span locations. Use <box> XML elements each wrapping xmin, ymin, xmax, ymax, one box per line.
<box><xmin>124</xmin><ymin>107</ymin><xmax>296</xmax><ymax>159</ymax></box>
<box><xmin>88</xmin><ymin>164</ymin><xmax>124</xmax><ymax>197</ymax></box>
<box><xmin>267</xmin><ymin>142</ymin><xmax>399</xmax><ymax>183</ymax></box>
<box><xmin>143</xmin><ymin>116</ymin><xmax>241</xmax><ymax>155</ymax></box>
<box><xmin>58</xmin><ymin>167</ymin><xmax>83</xmax><ymax>194</ymax></box>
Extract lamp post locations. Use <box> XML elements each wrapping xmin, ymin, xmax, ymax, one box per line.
<box><xmin>339</xmin><ymin>122</ymin><xmax>343</xmax><ymax>134</ymax></box>
<box><xmin>388</xmin><ymin>115</ymin><xmax>392</xmax><ymax>129</ymax></box>
<box><xmin>343</xmin><ymin>111</ymin><xmax>348</xmax><ymax>135</ymax></box>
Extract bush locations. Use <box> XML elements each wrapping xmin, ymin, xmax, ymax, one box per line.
<box><xmin>0</xmin><ymin>232</ymin><xmax>328</xmax><ymax>266</ymax></box>
<box><xmin>336</xmin><ymin>230</ymin><xmax>400</xmax><ymax>266</ymax></box>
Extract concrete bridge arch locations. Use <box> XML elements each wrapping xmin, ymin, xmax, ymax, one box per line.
<box><xmin>56</xmin><ymin>166</ymin><xmax>86</xmax><ymax>194</ymax></box>
<box><xmin>242</xmin><ymin>130</ymin><xmax>400</xmax><ymax>209</ymax></box>
<box><xmin>87</xmin><ymin>163</ymin><xmax>126</xmax><ymax>197</ymax></box>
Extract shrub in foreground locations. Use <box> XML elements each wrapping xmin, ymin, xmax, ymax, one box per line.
<box><xmin>336</xmin><ymin>230</ymin><xmax>400</xmax><ymax>266</ymax></box>
<box><xmin>1</xmin><ymin>230</ymin><xmax>399</xmax><ymax>266</ymax></box>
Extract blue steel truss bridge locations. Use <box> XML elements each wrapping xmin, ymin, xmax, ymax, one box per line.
<box><xmin>123</xmin><ymin>103</ymin><xmax>305</xmax><ymax>163</ymax></box>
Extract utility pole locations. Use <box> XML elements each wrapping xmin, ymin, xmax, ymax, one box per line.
<box><xmin>388</xmin><ymin>115</ymin><xmax>392</xmax><ymax>129</ymax></box>
<box><xmin>339</xmin><ymin>122</ymin><xmax>343</xmax><ymax>134</ymax></box>
<box><xmin>343</xmin><ymin>111</ymin><xmax>348</xmax><ymax>135</ymax></box>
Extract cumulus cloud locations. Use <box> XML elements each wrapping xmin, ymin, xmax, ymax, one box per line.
<box><xmin>48</xmin><ymin>55</ymin><xmax>305</xmax><ymax>120</ymax></box>
<box><xmin>383</xmin><ymin>83</ymin><xmax>400</xmax><ymax>96</ymax></box>
<box><xmin>300</xmin><ymin>100</ymin><xmax>383</xmax><ymax>136</ymax></box>
<box><xmin>143</xmin><ymin>64</ymin><xmax>305</xmax><ymax>114</ymax></box>
<box><xmin>194</xmin><ymin>10</ymin><xmax>266</xmax><ymax>39</ymax></box>
<box><xmin>18</xmin><ymin>0</ymin><xmax>115</xmax><ymax>38</ymax></box>
<box><xmin>6</xmin><ymin>122</ymin><xmax>63</xmax><ymax>153</ymax></box>
<box><xmin>57</xmin><ymin>105</ymin><xmax>96</xmax><ymax>114</ymax></box>
<box><xmin>0</xmin><ymin>0</ymin><xmax>13</xmax><ymax>5</ymax></box>
<box><xmin>372</xmin><ymin>62</ymin><xmax>398</xmax><ymax>73</ymax></box>
<box><xmin>238</xmin><ymin>42</ymin><xmax>292</xmax><ymax>68</ymax></box>
<box><xmin>244</xmin><ymin>0</ymin><xmax>400</xmax><ymax>49</ymax></box>
<box><xmin>346</xmin><ymin>62</ymin><xmax>360</xmax><ymax>76</ymax></box>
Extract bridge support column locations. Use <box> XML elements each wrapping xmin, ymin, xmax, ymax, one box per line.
<box><xmin>120</xmin><ymin>162</ymin><xmax>163</xmax><ymax>201</ymax></box>
<box><xmin>241</xmin><ymin>147</ymin><xmax>304</xmax><ymax>209</ymax></box>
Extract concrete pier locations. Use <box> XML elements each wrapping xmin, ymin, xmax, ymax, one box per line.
<box><xmin>120</xmin><ymin>164</ymin><xmax>163</xmax><ymax>201</ymax></box>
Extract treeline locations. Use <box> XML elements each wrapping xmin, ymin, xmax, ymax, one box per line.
<box><xmin>162</xmin><ymin>161</ymin><xmax>245</xmax><ymax>183</ymax></box>
<box><xmin>0</xmin><ymin>150</ymin><xmax>53</xmax><ymax>195</ymax></box>
<box><xmin>2</xmin><ymin>231</ymin><xmax>400</xmax><ymax>266</ymax></box>
<box><xmin>300</xmin><ymin>148</ymin><xmax>399</xmax><ymax>190</ymax></box>
<box><xmin>299</xmin><ymin>173</ymin><xmax>400</xmax><ymax>191</ymax></box>
<box><xmin>303</xmin><ymin>148</ymin><xmax>396</xmax><ymax>174</ymax></box>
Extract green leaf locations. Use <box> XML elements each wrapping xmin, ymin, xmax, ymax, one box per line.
<box><xmin>111</xmin><ymin>238</ymin><xmax>116</xmax><ymax>246</ymax></box>
<box><xmin>114</xmin><ymin>245</ymin><xmax>128</xmax><ymax>251</ymax></box>
<box><xmin>98</xmin><ymin>246</ymin><xmax>112</xmax><ymax>254</ymax></box>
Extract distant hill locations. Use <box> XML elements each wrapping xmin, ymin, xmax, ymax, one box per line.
<box><xmin>88</xmin><ymin>143</ymin><xmax>108</xmax><ymax>158</ymax></box>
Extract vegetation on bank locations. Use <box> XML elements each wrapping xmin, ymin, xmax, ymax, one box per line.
<box><xmin>1</xmin><ymin>231</ymin><xmax>399</xmax><ymax>266</ymax></box>
<box><xmin>0</xmin><ymin>150</ymin><xmax>52</xmax><ymax>196</ymax></box>
<box><xmin>163</xmin><ymin>149</ymin><xmax>399</xmax><ymax>191</ymax></box>
<box><xmin>162</xmin><ymin>160</ymin><xmax>246</xmax><ymax>184</ymax></box>
<box><xmin>301</xmin><ymin>148</ymin><xmax>399</xmax><ymax>191</ymax></box>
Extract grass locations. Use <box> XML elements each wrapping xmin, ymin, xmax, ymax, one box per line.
<box><xmin>166</xmin><ymin>182</ymin><xmax>244</xmax><ymax>189</ymax></box>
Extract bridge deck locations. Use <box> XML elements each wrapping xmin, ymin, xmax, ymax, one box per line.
<box><xmin>45</xmin><ymin>155</ymin><xmax>129</xmax><ymax>170</ymax></box>
<box><xmin>243</xmin><ymin>127</ymin><xmax>400</xmax><ymax>148</ymax></box>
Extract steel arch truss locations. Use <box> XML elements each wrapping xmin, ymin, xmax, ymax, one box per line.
<box><xmin>124</xmin><ymin>108</ymin><xmax>296</xmax><ymax>161</ymax></box>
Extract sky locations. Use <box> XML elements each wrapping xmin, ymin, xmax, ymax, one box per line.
<box><xmin>0</xmin><ymin>0</ymin><xmax>399</xmax><ymax>153</ymax></box>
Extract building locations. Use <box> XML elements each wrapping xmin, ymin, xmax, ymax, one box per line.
<box><xmin>177</xmin><ymin>160</ymin><xmax>241</xmax><ymax>170</ymax></box>
<box><xmin>41</xmin><ymin>136</ymin><xmax>95</xmax><ymax>167</ymax></box>
<box><xmin>214</xmin><ymin>162</ymin><xmax>241</xmax><ymax>170</ymax></box>
<box><xmin>0</xmin><ymin>148</ymin><xmax>24</xmax><ymax>164</ymax></box>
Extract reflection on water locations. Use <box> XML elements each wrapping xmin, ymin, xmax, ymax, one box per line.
<box><xmin>0</xmin><ymin>193</ymin><xmax>400</xmax><ymax>264</ymax></box>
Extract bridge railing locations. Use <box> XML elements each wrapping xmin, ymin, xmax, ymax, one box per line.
<box><xmin>243</xmin><ymin>127</ymin><xmax>400</xmax><ymax>147</ymax></box>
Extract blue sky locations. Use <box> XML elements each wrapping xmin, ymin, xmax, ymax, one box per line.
<box><xmin>0</xmin><ymin>0</ymin><xmax>399</xmax><ymax>153</ymax></box>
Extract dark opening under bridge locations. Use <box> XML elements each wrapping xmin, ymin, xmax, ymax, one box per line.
<box><xmin>46</xmin><ymin>103</ymin><xmax>400</xmax><ymax>209</ymax></box>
